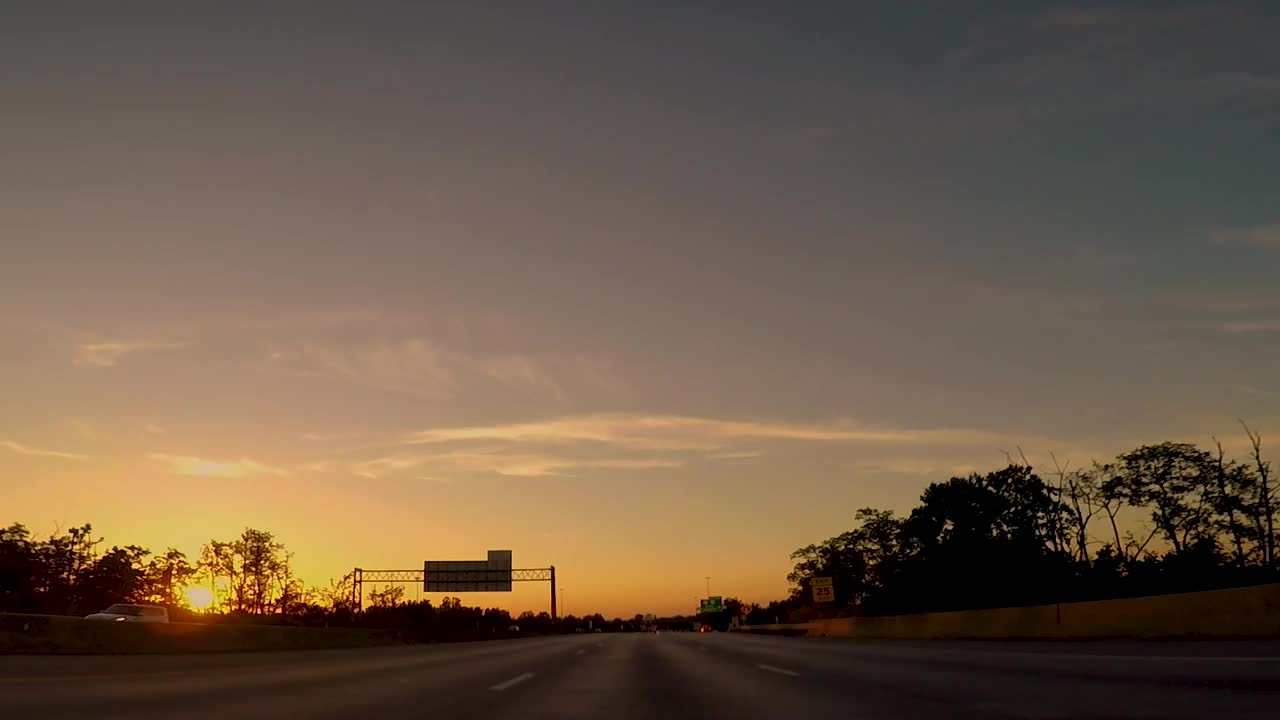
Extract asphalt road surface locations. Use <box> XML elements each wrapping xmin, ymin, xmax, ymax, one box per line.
<box><xmin>3</xmin><ymin>632</ymin><xmax>1278</xmax><ymax>719</ymax></box>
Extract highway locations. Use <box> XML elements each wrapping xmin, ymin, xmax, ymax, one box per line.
<box><xmin>2</xmin><ymin>632</ymin><xmax>1278</xmax><ymax>719</ymax></box>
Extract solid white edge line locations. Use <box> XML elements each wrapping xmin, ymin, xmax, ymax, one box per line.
<box><xmin>490</xmin><ymin>672</ymin><xmax>535</xmax><ymax>691</ymax></box>
<box><xmin>757</xmin><ymin>664</ymin><xmax>800</xmax><ymax>677</ymax></box>
<box><xmin>1033</xmin><ymin>654</ymin><xmax>1280</xmax><ymax>663</ymax></box>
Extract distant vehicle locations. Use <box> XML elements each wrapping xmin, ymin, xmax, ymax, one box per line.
<box><xmin>593</xmin><ymin>627</ymin><xmax>603</xmax><ymax>633</ymax></box>
<box><xmin>84</xmin><ymin>603</ymin><xmax>169</xmax><ymax>623</ymax></box>
<box><xmin>698</xmin><ymin>624</ymin><xmax>712</xmax><ymax>633</ymax></box>
<box><xmin>508</xmin><ymin>625</ymin><xmax>520</xmax><ymax>632</ymax></box>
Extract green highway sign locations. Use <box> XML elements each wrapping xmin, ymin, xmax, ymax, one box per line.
<box><xmin>699</xmin><ymin>596</ymin><xmax>723</xmax><ymax>613</ymax></box>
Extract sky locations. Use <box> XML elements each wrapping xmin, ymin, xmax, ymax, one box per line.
<box><xmin>3</xmin><ymin>1</ymin><xmax>1279</xmax><ymax>617</ymax></box>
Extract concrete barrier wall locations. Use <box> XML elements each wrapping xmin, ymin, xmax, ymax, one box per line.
<box><xmin>739</xmin><ymin>583</ymin><xmax>1280</xmax><ymax>640</ymax></box>
<box><xmin>0</xmin><ymin>614</ymin><xmax>402</xmax><ymax>654</ymax></box>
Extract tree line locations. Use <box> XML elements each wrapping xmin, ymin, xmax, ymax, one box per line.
<box><xmin>760</xmin><ymin>425</ymin><xmax>1277</xmax><ymax>622</ymax></box>
<box><xmin>0</xmin><ymin>524</ymin><xmax>318</xmax><ymax>618</ymax></box>
<box><xmin>0</xmin><ymin>523</ymin><xmax>683</xmax><ymax>636</ymax></box>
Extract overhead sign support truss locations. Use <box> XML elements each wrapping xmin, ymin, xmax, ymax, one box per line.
<box><xmin>351</xmin><ymin>566</ymin><xmax>557</xmax><ymax>618</ymax></box>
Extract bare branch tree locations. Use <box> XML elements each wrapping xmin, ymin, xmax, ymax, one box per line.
<box><xmin>1054</xmin><ymin>453</ymin><xmax>1101</xmax><ymax>564</ymax></box>
<box><xmin>1096</xmin><ymin>462</ymin><xmax>1135</xmax><ymax>562</ymax></box>
<box><xmin>1124</xmin><ymin>524</ymin><xmax>1160</xmax><ymax>561</ymax></box>
<box><xmin>1241</xmin><ymin>420</ymin><xmax>1276</xmax><ymax>567</ymax></box>
<box><xmin>1210</xmin><ymin>437</ymin><xmax>1248</xmax><ymax>566</ymax></box>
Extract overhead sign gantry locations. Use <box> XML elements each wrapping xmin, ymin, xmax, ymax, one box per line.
<box><xmin>353</xmin><ymin>550</ymin><xmax>556</xmax><ymax>617</ymax></box>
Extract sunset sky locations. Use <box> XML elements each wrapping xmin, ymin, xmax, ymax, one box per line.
<box><xmin>3</xmin><ymin>1</ymin><xmax>1279</xmax><ymax>617</ymax></box>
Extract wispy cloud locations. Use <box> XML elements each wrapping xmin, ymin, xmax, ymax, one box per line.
<box><xmin>936</xmin><ymin>4</ymin><xmax>1280</xmax><ymax>133</ymax></box>
<box><xmin>1</xmin><ymin>440</ymin><xmax>86</xmax><ymax>460</ymax></box>
<box><xmin>300</xmin><ymin>459</ymin><xmax>338</xmax><ymax>473</ymax></box>
<box><xmin>149</xmin><ymin>453</ymin><xmax>288</xmax><ymax>478</ymax></box>
<box><xmin>144</xmin><ymin>424</ymin><xmax>165</xmax><ymax>435</ymax></box>
<box><xmin>299</xmin><ymin>431</ymin><xmax>366</xmax><ymax>442</ymax></box>
<box><xmin>1063</xmin><ymin>245</ymin><xmax>1133</xmax><ymax>270</ymax></box>
<box><xmin>1225</xmin><ymin>384</ymin><xmax>1273</xmax><ymax>400</ymax></box>
<box><xmin>68</xmin><ymin>419</ymin><xmax>102</xmax><ymax>442</ymax></box>
<box><xmin>1167</xmin><ymin>293</ymin><xmax>1280</xmax><ymax>313</ymax></box>
<box><xmin>292</xmin><ymin>339</ymin><xmax>458</xmax><ymax>398</ymax></box>
<box><xmin>852</xmin><ymin>459</ymin><xmax>983</xmax><ymax>478</ymax></box>
<box><xmin>1220</xmin><ymin>321</ymin><xmax>1280</xmax><ymax>335</ymax></box>
<box><xmin>404</xmin><ymin>413</ymin><xmax>1013</xmax><ymax>451</ymax></box>
<box><xmin>73</xmin><ymin>341</ymin><xmax>187</xmax><ymax>368</ymax></box>
<box><xmin>479</xmin><ymin>355</ymin><xmax>567</xmax><ymax>404</ymax></box>
<box><xmin>480</xmin><ymin>455</ymin><xmax>682</xmax><ymax>478</ymax></box>
<box><xmin>711</xmin><ymin>450</ymin><xmax>764</xmax><ymax>460</ymax></box>
<box><xmin>1210</xmin><ymin>222</ymin><xmax>1280</xmax><ymax>248</ymax></box>
<box><xmin>350</xmin><ymin>454</ymin><xmax>426</xmax><ymax>479</ymax></box>
<box><xmin>350</xmin><ymin>450</ymin><xmax>682</xmax><ymax>479</ymax></box>
<box><xmin>274</xmin><ymin>338</ymin><xmax>616</xmax><ymax>404</ymax></box>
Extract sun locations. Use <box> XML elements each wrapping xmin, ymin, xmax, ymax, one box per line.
<box><xmin>184</xmin><ymin>585</ymin><xmax>215</xmax><ymax>611</ymax></box>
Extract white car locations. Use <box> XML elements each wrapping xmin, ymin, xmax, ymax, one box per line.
<box><xmin>84</xmin><ymin>603</ymin><xmax>169</xmax><ymax>623</ymax></box>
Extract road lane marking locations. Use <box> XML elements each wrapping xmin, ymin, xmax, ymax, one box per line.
<box><xmin>490</xmin><ymin>672</ymin><xmax>534</xmax><ymax>691</ymax></box>
<box><xmin>952</xmin><ymin>650</ymin><xmax>1280</xmax><ymax>663</ymax></box>
<box><xmin>756</xmin><ymin>664</ymin><xmax>800</xmax><ymax>677</ymax></box>
<box><xmin>576</xmin><ymin>649</ymin><xmax>586</xmax><ymax>655</ymax></box>
<box><xmin>973</xmin><ymin>701</ymin><xmax>1069</xmax><ymax>719</ymax></box>
<box><xmin>1036</xmin><ymin>654</ymin><xmax>1280</xmax><ymax>663</ymax></box>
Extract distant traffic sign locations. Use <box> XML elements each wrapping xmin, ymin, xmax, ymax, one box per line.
<box><xmin>811</xmin><ymin>577</ymin><xmax>834</xmax><ymax>603</ymax></box>
<box><xmin>699</xmin><ymin>596</ymin><xmax>723</xmax><ymax>613</ymax></box>
<box><xmin>424</xmin><ymin>550</ymin><xmax>513</xmax><ymax>592</ymax></box>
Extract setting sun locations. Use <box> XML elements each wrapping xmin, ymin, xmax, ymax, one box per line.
<box><xmin>184</xmin><ymin>585</ymin><xmax>215</xmax><ymax>611</ymax></box>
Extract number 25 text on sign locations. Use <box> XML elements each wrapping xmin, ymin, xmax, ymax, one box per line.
<box><xmin>811</xmin><ymin>576</ymin><xmax>834</xmax><ymax>603</ymax></box>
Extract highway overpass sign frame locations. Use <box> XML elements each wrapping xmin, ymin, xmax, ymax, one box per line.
<box><xmin>352</xmin><ymin>557</ymin><xmax>557</xmax><ymax>617</ymax></box>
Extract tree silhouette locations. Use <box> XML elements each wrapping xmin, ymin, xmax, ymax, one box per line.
<box><xmin>368</xmin><ymin>584</ymin><xmax>405</xmax><ymax>608</ymax></box>
<box><xmin>779</xmin><ymin>427</ymin><xmax>1279</xmax><ymax>620</ymax></box>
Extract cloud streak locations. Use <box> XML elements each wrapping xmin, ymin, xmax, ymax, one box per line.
<box><xmin>1210</xmin><ymin>222</ymin><xmax>1280</xmax><ymax>248</ymax></box>
<box><xmin>404</xmin><ymin>413</ymin><xmax>1014</xmax><ymax>451</ymax></box>
<box><xmin>274</xmin><ymin>338</ymin><xmax>606</xmax><ymax>403</ymax></box>
<box><xmin>479</xmin><ymin>355</ymin><xmax>567</xmax><ymax>405</ymax></box>
<box><xmin>1</xmin><ymin>440</ymin><xmax>85</xmax><ymax>460</ymax></box>
<box><xmin>1221</xmin><ymin>321</ymin><xmax>1280</xmax><ymax>335</ymax></box>
<box><xmin>350</xmin><ymin>450</ymin><xmax>683</xmax><ymax>479</ymax></box>
<box><xmin>73</xmin><ymin>341</ymin><xmax>187</xmax><ymax>368</ymax></box>
<box><xmin>300</xmin><ymin>460</ymin><xmax>338</xmax><ymax>473</ymax></box>
<box><xmin>927</xmin><ymin>3</ymin><xmax>1280</xmax><ymax>137</ymax></box>
<box><xmin>149</xmin><ymin>453</ymin><xmax>288</xmax><ymax>478</ymax></box>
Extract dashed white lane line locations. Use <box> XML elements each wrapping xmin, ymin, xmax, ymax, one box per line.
<box><xmin>756</xmin><ymin>664</ymin><xmax>800</xmax><ymax>677</ymax></box>
<box><xmin>490</xmin><ymin>673</ymin><xmax>535</xmax><ymax>691</ymax></box>
<box><xmin>972</xmin><ymin>701</ymin><xmax>1070</xmax><ymax>719</ymax></box>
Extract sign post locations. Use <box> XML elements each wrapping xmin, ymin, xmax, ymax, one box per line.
<box><xmin>811</xmin><ymin>577</ymin><xmax>834</xmax><ymax>603</ymax></box>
